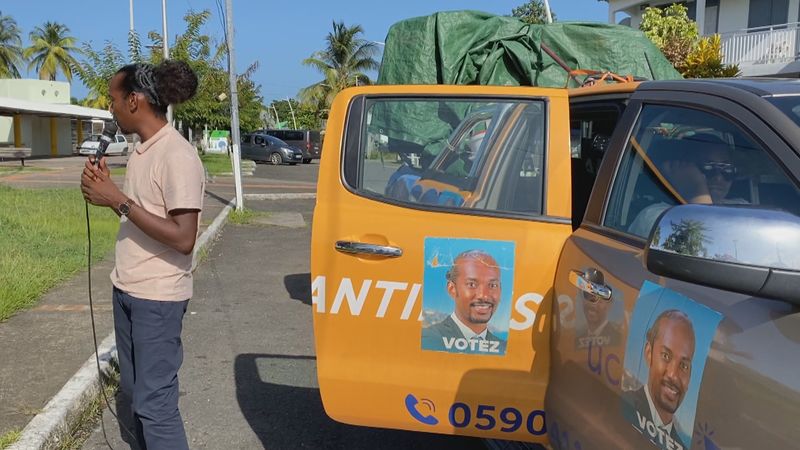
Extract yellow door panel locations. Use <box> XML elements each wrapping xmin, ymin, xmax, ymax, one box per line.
<box><xmin>312</xmin><ymin>85</ymin><xmax>572</xmax><ymax>442</ymax></box>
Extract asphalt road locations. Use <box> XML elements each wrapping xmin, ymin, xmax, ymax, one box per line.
<box><xmin>83</xmin><ymin>161</ymin><xmax>487</xmax><ymax>449</ymax></box>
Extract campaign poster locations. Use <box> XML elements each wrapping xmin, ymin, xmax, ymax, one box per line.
<box><xmin>621</xmin><ymin>281</ymin><xmax>723</xmax><ymax>450</ymax></box>
<box><xmin>420</xmin><ymin>237</ymin><xmax>514</xmax><ymax>356</ymax></box>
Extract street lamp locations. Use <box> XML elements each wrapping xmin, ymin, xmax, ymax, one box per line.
<box><xmin>161</xmin><ymin>0</ymin><xmax>173</xmax><ymax>124</ymax></box>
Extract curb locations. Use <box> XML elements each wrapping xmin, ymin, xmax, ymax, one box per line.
<box><xmin>192</xmin><ymin>197</ymin><xmax>236</xmax><ymax>272</ymax></box>
<box><xmin>7</xmin><ymin>334</ymin><xmax>116</xmax><ymax>450</ymax></box>
<box><xmin>9</xmin><ymin>197</ymin><xmax>236</xmax><ymax>450</ymax></box>
<box><xmin>244</xmin><ymin>193</ymin><xmax>316</xmax><ymax>200</ymax></box>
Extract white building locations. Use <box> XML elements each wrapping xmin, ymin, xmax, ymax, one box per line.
<box><xmin>605</xmin><ymin>0</ymin><xmax>800</xmax><ymax>77</ymax></box>
<box><xmin>0</xmin><ymin>79</ymin><xmax>111</xmax><ymax>158</ymax></box>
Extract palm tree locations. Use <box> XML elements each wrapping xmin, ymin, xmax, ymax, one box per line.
<box><xmin>24</xmin><ymin>22</ymin><xmax>81</xmax><ymax>81</ymax></box>
<box><xmin>0</xmin><ymin>11</ymin><xmax>24</xmax><ymax>78</ymax></box>
<box><xmin>299</xmin><ymin>21</ymin><xmax>379</xmax><ymax>113</ymax></box>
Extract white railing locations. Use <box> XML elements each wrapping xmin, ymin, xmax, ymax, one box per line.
<box><xmin>721</xmin><ymin>22</ymin><xmax>800</xmax><ymax>66</ymax></box>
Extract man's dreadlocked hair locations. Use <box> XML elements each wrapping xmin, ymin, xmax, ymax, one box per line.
<box><xmin>115</xmin><ymin>60</ymin><xmax>198</xmax><ymax>117</ymax></box>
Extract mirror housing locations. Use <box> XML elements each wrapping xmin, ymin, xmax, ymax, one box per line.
<box><xmin>645</xmin><ymin>204</ymin><xmax>800</xmax><ymax>304</ymax></box>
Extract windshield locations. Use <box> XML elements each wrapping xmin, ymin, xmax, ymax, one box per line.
<box><xmin>84</xmin><ymin>135</ymin><xmax>102</xmax><ymax>142</ymax></box>
<box><xmin>767</xmin><ymin>96</ymin><xmax>800</xmax><ymax>127</ymax></box>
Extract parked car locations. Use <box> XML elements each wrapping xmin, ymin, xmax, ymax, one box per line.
<box><xmin>257</xmin><ymin>129</ymin><xmax>322</xmax><ymax>164</ymax></box>
<box><xmin>78</xmin><ymin>134</ymin><xmax>129</xmax><ymax>156</ymax></box>
<box><xmin>310</xmin><ymin>79</ymin><xmax>800</xmax><ymax>448</ymax></box>
<box><xmin>240</xmin><ymin>133</ymin><xmax>303</xmax><ymax>165</ymax></box>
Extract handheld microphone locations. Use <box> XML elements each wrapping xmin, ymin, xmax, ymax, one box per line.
<box><xmin>94</xmin><ymin>121</ymin><xmax>119</xmax><ymax>167</ymax></box>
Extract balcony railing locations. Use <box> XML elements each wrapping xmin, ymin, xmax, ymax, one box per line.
<box><xmin>721</xmin><ymin>22</ymin><xmax>800</xmax><ymax>66</ymax></box>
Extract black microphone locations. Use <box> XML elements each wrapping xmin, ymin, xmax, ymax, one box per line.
<box><xmin>94</xmin><ymin>121</ymin><xmax>119</xmax><ymax>167</ymax></box>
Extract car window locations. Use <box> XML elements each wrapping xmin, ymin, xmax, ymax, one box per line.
<box><xmin>604</xmin><ymin>104</ymin><xmax>800</xmax><ymax>238</ymax></box>
<box><xmin>271</xmin><ymin>136</ymin><xmax>290</xmax><ymax>147</ymax></box>
<box><xmin>254</xmin><ymin>135</ymin><xmax>265</xmax><ymax>146</ymax></box>
<box><xmin>241</xmin><ymin>135</ymin><xmax>251</xmax><ymax>144</ymax></box>
<box><xmin>354</xmin><ymin>98</ymin><xmax>546</xmax><ymax>215</ymax></box>
<box><xmin>767</xmin><ymin>96</ymin><xmax>800</xmax><ymax>127</ymax></box>
<box><xmin>116</xmin><ymin>136</ymin><xmax>125</xmax><ymax>143</ymax></box>
<box><xmin>281</xmin><ymin>131</ymin><xmax>304</xmax><ymax>141</ymax></box>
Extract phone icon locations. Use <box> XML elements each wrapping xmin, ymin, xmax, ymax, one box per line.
<box><xmin>405</xmin><ymin>394</ymin><xmax>439</xmax><ymax>425</ymax></box>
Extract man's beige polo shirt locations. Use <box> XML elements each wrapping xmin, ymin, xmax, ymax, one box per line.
<box><xmin>110</xmin><ymin>124</ymin><xmax>205</xmax><ymax>301</ymax></box>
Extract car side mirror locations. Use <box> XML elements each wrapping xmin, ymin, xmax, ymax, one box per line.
<box><xmin>645</xmin><ymin>204</ymin><xmax>800</xmax><ymax>304</ymax></box>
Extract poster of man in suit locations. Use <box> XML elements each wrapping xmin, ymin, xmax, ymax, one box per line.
<box><xmin>621</xmin><ymin>281</ymin><xmax>723</xmax><ymax>450</ymax></box>
<box><xmin>420</xmin><ymin>238</ymin><xmax>514</xmax><ymax>356</ymax></box>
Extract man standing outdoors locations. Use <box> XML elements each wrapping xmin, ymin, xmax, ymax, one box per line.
<box><xmin>625</xmin><ymin>309</ymin><xmax>696</xmax><ymax>450</ymax></box>
<box><xmin>81</xmin><ymin>60</ymin><xmax>202</xmax><ymax>450</ymax></box>
<box><xmin>422</xmin><ymin>250</ymin><xmax>507</xmax><ymax>355</ymax></box>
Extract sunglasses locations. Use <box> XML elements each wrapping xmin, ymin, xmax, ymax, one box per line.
<box><xmin>582</xmin><ymin>291</ymin><xmax>613</xmax><ymax>303</ymax></box>
<box><xmin>699</xmin><ymin>161</ymin><xmax>737</xmax><ymax>181</ymax></box>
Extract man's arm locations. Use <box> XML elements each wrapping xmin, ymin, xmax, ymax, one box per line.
<box><xmin>80</xmin><ymin>158</ymin><xmax>199</xmax><ymax>255</ymax></box>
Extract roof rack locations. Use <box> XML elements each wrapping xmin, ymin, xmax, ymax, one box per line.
<box><xmin>541</xmin><ymin>43</ymin><xmax>646</xmax><ymax>88</ymax></box>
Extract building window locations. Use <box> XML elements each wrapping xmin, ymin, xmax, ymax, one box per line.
<box><xmin>748</xmin><ymin>0</ymin><xmax>789</xmax><ymax>29</ymax></box>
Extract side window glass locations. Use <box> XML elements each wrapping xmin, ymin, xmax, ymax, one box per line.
<box><xmin>241</xmin><ymin>135</ymin><xmax>251</xmax><ymax>144</ymax></box>
<box><xmin>605</xmin><ymin>104</ymin><xmax>800</xmax><ymax>238</ymax></box>
<box><xmin>254</xmin><ymin>136</ymin><xmax>265</xmax><ymax>146</ymax></box>
<box><xmin>353</xmin><ymin>98</ymin><xmax>546</xmax><ymax>215</ymax></box>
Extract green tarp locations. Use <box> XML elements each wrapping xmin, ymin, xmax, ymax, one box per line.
<box><xmin>378</xmin><ymin>10</ymin><xmax>681</xmax><ymax>87</ymax></box>
<box><xmin>372</xmin><ymin>11</ymin><xmax>682</xmax><ymax>155</ymax></box>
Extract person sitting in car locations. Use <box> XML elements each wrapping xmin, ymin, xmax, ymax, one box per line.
<box><xmin>629</xmin><ymin>133</ymin><xmax>747</xmax><ymax>238</ymax></box>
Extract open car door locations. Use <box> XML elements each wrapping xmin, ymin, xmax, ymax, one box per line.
<box><xmin>311</xmin><ymin>85</ymin><xmax>572</xmax><ymax>443</ymax></box>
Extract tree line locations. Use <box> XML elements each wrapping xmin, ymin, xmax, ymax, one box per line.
<box><xmin>0</xmin><ymin>9</ymin><xmax>265</xmax><ymax>134</ymax></box>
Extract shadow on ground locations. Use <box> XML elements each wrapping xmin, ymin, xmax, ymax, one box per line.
<box><xmin>283</xmin><ymin>273</ymin><xmax>311</xmax><ymax>305</ymax></box>
<box><xmin>234</xmin><ymin>353</ymin><xmax>486</xmax><ymax>449</ymax></box>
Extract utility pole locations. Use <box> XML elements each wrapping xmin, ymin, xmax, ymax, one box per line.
<box><xmin>161</xmin><ymin>0</ymin><xmax>173</xmax><ymax>124</ymax></box>
<box><xmin>543</xmin><ymin>0</ymin><xmax>553</xmax><ymax>24</ymax></box>
<box><xmin>129</xmin><ymin>0</ymin><xmax>134</xmax><ymax>32</ymax></box>
<box><xmin>225</xmin><ymin>0</ymin><xmax>244</xmax><ymax>210</ymax></box>
<box><xmin>271</xmin><ymin>104</ymin><xmax>280</xmax><ymax>127</ymax></box>
<box><xmin>285</xmin><ymin>97</ymin><xmax>297</xmax><ymax>130</ymax></box>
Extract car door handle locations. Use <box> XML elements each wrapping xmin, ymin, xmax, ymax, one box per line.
<box><xmin>569</xmin><ymin>269</ymin><xmax>612</xmax><ymax>300</ymax></box>
<box><xmin>335</xmin><ymin>241</ymin><xmax>403</xmax><ymax>258</ymax></box>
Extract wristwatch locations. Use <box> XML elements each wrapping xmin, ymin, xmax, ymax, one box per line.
<box><xmin>118</xmin><ymin>198</ymin><xmax>135</xmax><ymax>216</ymax></box>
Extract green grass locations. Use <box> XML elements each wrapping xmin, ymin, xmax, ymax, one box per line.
<box><xmin>0</xmin><ymin>429</ymin><xmax>20</xmax><ymax>449</ymax></box>
<box><xmin>0</xmin><ymin>166</ymin><xmax>49</xmax><ymax>177</ymax></box>
<box><xmin>109</xmin><ymin>167</ymin><xmax>126</xmax><ymax>177</ymax></box>
<box><xmin>0</xmin><ymin>185</ymin><xmax>119</xmax><ymax>321</ymax></box>
<box><xmin>228</xmin><ymin>207</ymin><xmax>264</xmax><ymax>225</ymax></box>
<box><xmin>200</xmin><ymin>154</ymin><xmax>234</xmax><ymax>176</ymax></box>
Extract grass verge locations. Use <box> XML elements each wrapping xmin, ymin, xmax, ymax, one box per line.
<box><xmin>0</xmin><ymin>185</ymin><xmax>119</xmax><ymax>321</ymax></box>
<box><xmin>0</xmin><ymin>166</ymin><xmax>49</xmax><ymax>177</ymax></box>
<box><xmin>228</xmin><ymin>208</ymin><xmax>268</xmax><ymax>225</ymax></box>
<box><xmin>109</xmin><ymin>167</ymin><xmax>126</xmax><ymax>177</ymax></box>
<box><xmin>200</xmin><ymin>154</ymin><xmax>234</xmax><ymax>176</ymax></box>
<box><xmin>0</xmin><ymin>429</ymin><xmax>20</xmax><ymax>449</ymax></box>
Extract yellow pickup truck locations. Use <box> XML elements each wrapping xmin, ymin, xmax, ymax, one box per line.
<box><xmin>310</xmin><ymin>79</ymin><xmax>800</xmax><ymax>450</ymax></box>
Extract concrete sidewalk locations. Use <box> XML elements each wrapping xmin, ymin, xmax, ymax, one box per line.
<box><xmin>0</xmin><ymin>155</ymin><xmax>317</xmax><ymax>447</ymax></box>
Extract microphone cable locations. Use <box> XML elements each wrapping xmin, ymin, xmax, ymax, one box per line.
<box><xmin>85</xmin><ymin>192</ymin><xmax>138</xmax><ymax>449</ymax></box>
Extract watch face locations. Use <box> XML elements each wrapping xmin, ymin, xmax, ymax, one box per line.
<box><xmin>119</xmin><ymin>203</ymin><xmax>131</xmax><ymax>215</ymax></box>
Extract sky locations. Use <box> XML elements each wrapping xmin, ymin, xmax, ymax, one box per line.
<box><xmin>3</xmin><ymin>0</ymin><xmax>611</xmax><ymax>104</ymax></box>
